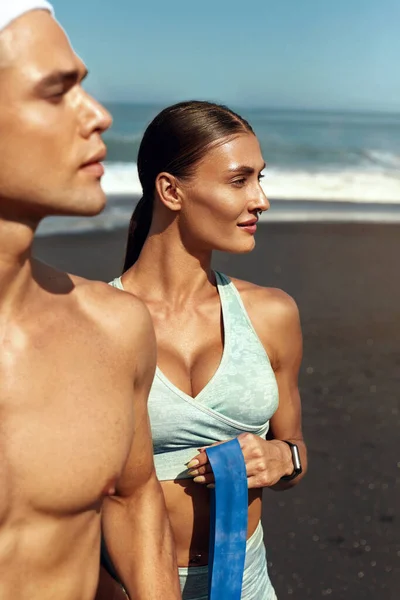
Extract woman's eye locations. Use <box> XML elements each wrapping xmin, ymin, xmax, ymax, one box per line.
<box><xmin>232</xmin><ymin>178</ymin><xmax>246</xmax><ymax>186</ymax></box>
<box><xmin>258</xmin><ymin>173</ymin><xmax>265</xmax><ymax>181</ymax></box>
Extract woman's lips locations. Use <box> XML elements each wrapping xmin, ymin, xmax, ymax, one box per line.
<box><xmin>238</xmin><ymin>221</ymin><xmax>257</xmax><ymax>234</ymax></box>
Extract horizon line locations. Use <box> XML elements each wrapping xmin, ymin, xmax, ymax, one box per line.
<box><xmin>98</xmin><ymin>100</ymin><xmax>400</xmax><ymax>117</ymax></box>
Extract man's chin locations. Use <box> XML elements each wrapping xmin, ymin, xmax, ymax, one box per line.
<box><xmin>56</xmin><ymin>188</ymin><xmax>107</xmax><ymax>218</ymax></box>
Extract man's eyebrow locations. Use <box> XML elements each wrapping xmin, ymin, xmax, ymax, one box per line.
<box><xmin>36</xmin><ymin>68</ymin><xmax>88</xmax><ymax>90</ymax></box>
<box><xmin>227</xmin><ymin>162</ymin><xmax>267</xmax><ymax>175</ymax></box>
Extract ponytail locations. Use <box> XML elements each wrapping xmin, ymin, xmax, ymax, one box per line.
<box><xmin>123</xmin><ymin>195</ymin><xmax>154</xmax><ymax>272</ymax></box>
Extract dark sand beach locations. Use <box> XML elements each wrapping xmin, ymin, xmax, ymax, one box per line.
<box><xmin>34</xmin><ymin>221</ymin><xmax>400</xmax><ymax>599</ymax></box>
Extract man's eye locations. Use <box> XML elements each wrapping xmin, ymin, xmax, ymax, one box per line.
<box><xmin>46</xmin><ymin>88</ymin><xmax>66</xmax><ymax>102</ymax></box>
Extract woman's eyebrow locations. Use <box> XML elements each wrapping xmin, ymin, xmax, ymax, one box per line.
<box><xmin>226</xmin><ymin>162</ymin><xmax>267</xmax><ymax>174</ymax></box>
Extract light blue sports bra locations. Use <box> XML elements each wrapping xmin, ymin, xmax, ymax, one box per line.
<box><xmin>109</xmin><ymin>271</ymin><xmax>279</xmax><ymax>480</ymax></box>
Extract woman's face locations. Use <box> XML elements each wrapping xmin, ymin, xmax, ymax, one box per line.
<box><xmin>179</xmin><ymin>133</ymin><xmax>269</xmax><ymax>254</ymax></box>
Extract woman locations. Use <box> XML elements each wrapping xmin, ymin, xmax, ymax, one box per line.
<box><xmin>108</xmin><ymin>101</ymin><xmax>307</xmax><ymax>599</ymax></box>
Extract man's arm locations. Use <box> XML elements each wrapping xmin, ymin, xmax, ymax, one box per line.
<box><xmin>101</xmin><ymin>300</ymin><xmax>181</xmax><ymax>600</ymax></box>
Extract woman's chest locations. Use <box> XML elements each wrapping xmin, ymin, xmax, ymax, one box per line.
<box><xmin>151</xmin><ymin>309</ymin><xmax>224</xmax><ymax>399</ymax></box>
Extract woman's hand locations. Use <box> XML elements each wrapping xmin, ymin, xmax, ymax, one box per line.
<box><xmin>187</xmin><ymin>434</ymin><xmax>293</xmax><ymax>489</ymax></box>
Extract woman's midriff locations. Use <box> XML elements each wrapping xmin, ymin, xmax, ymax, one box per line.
<box><xmin>161</xmin><ymin>479</ymin><xmax>262</xmax><ymax>567</ymax></box>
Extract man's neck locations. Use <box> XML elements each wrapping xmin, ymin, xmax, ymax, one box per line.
<box><xmin>0</xmin><ymin>216</ymin><xmax>36</xmax><ymax>313</ymax></box>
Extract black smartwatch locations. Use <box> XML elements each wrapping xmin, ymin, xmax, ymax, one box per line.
<box><xmin>280</xmin><ymin>440</ymin><xmax>302</xmax><ymax>481</ymax></box>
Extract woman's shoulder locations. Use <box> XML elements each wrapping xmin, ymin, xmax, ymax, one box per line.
<box><xmin>228</xmin><ymin>275</ymin><xmax>299</xmax><ymax>319</ymax></box>
<box><xmin>227</xmin><ymin>276</ymin><xmax>302</xmax><ymax>361</ymax></box>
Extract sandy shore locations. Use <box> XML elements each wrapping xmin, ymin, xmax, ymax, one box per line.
<box><xmin>33</xmin><ymin>221</ymin><xmax>400</xmax><ymax>599</ymax></box>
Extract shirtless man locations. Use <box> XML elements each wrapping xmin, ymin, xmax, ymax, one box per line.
<box><xmin>0</xmin><ymin>3</ymin><xmax>180</xmax><ymax>599</ymax></box>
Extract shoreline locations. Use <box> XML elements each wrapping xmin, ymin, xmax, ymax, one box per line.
<box><xmin>36</xmin><ymin>196</ymin><xmax>400</xmax><ymax>238</ymax></box>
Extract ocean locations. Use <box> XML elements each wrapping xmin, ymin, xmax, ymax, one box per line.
<box><xmin>37</xmin><ymin>104</ymin><xmax>400</xmax><ymax>236</ymax></box>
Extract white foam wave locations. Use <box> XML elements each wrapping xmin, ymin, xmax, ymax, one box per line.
<box><xmin>264</xmin><ymin>168</ymin><xmax>400</xmax><ymax>202</ymax></box>
<box><xmin>35</xmin><ymin>162</ymin><xmax>400</xmax><ymax>237</ymax></box>
<box><xmin>102</xmin><ymin>162</ymin><xmax>141</xmax><ymax>195</ymax></box>
<box><xmin>36</xmin><ymin>198</ymin><xmax>400</xmax><ymax>237</ymax></box>
<box><xmin>102</xmin><ymin>162</ymin><xmax>400</xmax><ymax>203</ymax></box>
<box><xmin>363</xmin><ymin>150</ymin><xmax>400</xmax><ymax>169</ymax></box>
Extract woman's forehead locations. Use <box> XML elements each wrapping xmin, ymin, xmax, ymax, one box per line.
<box><xmin>197</xmin><ymin>133</ymin><xmax>264</xmax><ymax>172</ymax></box>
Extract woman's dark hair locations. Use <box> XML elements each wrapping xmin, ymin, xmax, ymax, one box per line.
<box><xmin>123</xmin><ymin>100</ymin><xmax>254</xmax><ymax>272</ymax></box>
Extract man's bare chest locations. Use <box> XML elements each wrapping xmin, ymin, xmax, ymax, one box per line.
<box><xmin>0</xmin><ymin>339</ymin><xmax>134</xmax><ymax>523</ymax></box>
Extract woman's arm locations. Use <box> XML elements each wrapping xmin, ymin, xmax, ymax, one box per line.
<box><xmin>262</xmin><ymin>287</ymin><xmax>307</xmax><ymax>489</ymax></box>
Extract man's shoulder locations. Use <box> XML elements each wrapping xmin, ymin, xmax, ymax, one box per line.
<box><xmin>71</xmin><ymin>274</ymin><xmax>153</xmax><ymax>346</ymax></box>
<box><xmin>34</xmin><ymin>259</ymin><xmax>152</xmax><ymax>350</ymax></box>
<box><xmin>74</xmin><ymin>277</ymin><xmax>156</xmax><ymax>375</ymax></box>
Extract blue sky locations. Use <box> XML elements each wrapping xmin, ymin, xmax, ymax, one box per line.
<box><xmin>52</xmin><ymin>0</ymin><xmax>400</xmax><ymax>112</ymax></box>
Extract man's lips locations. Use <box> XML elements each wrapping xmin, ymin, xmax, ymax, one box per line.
<box><xmin>80</xmin><ymin>148</ymin><xmax>107</xmax><ymax>177</ymax></box>
<box><xmin>81</xmin><ymin>147</ymin><xmax>107</xmax><ymax>167</ymax></box>
<box><xmin>80</xmin><ymin>162</ymin><xmax>105</xmax><ymax>177</ymax></box>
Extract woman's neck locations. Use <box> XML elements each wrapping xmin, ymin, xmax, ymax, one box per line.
<box><xmin>123</xmin><ymin>226</ymin><xmax>216</xmax><ymax>306</ymax></box>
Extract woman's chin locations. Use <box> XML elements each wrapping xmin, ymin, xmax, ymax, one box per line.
<box><xmin>219</xmin><ymin>239</ymin><xmax>256</xmax><ymax>255</ymax></box>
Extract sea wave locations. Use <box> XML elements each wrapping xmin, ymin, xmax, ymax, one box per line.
<box><xmin>36</xmin><ymin>197</ymin><xmax>400</xmax><ymax>237</ymax></box>
<box><xmin>362</xmin><ymin>150</ymin><xmax>400</xmax><ymax>169</ymax></box>
<box><xmin>35</xmin><ymin>162</ymin><xmax>400</xmax><ymax>237</ymax></box>
<box><xmin>102</xmin><ymin>162</ymin><xmax>400</xmax><ymax>203</ymax></box>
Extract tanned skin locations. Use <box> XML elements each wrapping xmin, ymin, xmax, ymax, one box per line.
<box><xmin>0</xmin><ymin>10</ymin><xmax>180</xmax><ymax>600</ymax></box>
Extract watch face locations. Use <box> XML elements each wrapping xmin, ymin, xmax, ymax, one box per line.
<box><xmin>291</xmin><ymin>445</ymin><xmax>302</xmax><ymax>472</ymax></box>
<box><xmin>280</xmin><ymin>441</ymin><xmax>302</xmax><ymax>481</ymax></box>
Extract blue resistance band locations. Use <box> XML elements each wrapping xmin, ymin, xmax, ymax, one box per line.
<box><xmin>206</xmin><ymin>438</ymin><xmax>248</xmax><ymax>600</ymax></box>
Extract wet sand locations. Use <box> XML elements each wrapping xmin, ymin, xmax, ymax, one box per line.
<box><xmin>34</xmin><ymin>221</ymin><xmax>400</xmax><ymax>599</ymax></box>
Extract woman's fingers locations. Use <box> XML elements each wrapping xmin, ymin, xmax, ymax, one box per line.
<box><xmin>193</xmin><ymin>473</ymin><xmax>215</xmax><ymax>485</ymax></box>
<box><xmin>187</xmin><ymin>452</ymin><xmax>209</xmax><ymax>470</ymax></box>
<box><xmin>187</xmin><ymin>463</ymin><xmax>212</xmax><ymax>477</ymax></box>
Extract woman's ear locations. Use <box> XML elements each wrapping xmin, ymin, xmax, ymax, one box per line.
<box><xmin>155</xmin><ymin>172</ymin><xmax>183</xmax><ymax>212</ymax></box>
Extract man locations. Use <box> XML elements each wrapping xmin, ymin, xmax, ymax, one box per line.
<box><xmin>0</xmin><ymin>3</ymin><xmax>180</xmax><ymax>599</ymax></box>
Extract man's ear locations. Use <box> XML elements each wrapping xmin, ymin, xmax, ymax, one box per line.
<box><xmin>155</xmin><ymin>172</ymin><xmax>183</xmax><ymax>212</ymax></box>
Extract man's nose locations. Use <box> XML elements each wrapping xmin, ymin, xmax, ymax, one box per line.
<box><xmin>81</xmin><ymin>94</ymin><xmax>113</xmax><ymax>136</ymax></box>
